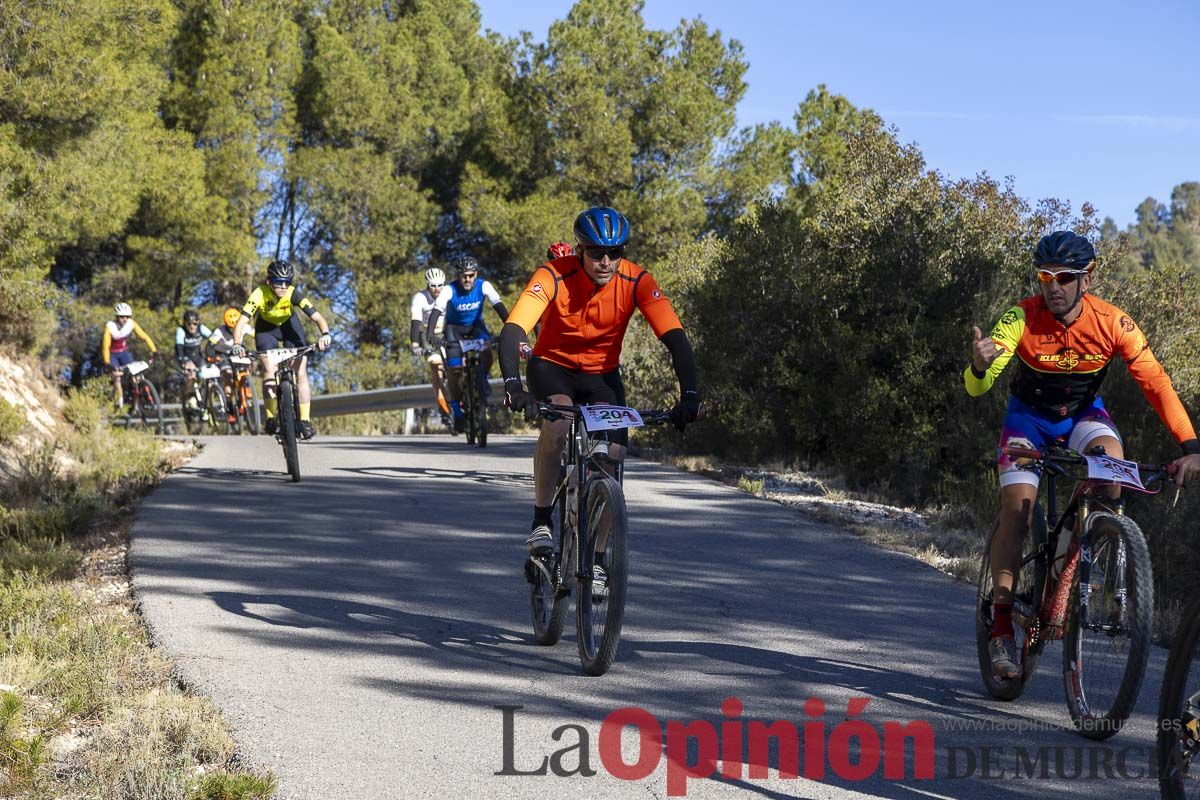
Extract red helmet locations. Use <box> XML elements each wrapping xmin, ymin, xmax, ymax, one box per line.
<box><xmin>547</xmin><ymin>242</ymin><xmax>574</xmax><ymax>260</ymax></box>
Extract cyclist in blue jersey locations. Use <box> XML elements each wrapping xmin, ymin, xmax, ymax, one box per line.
<box><xmin>425</xmin><ymin>256</ymin><xmax>509</xmax><ymax>432</ymax></box>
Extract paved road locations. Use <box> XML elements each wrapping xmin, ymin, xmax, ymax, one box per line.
<box><xmin>131</xmin><ymin>435</ymin><xmax>1171</xmax><ymax>799</ymax></box>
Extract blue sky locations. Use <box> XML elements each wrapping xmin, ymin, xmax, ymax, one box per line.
<box><xmin>475</xmin><ymin>0</ymin><xmax>1199</xmax><ymax>227</ymax></box>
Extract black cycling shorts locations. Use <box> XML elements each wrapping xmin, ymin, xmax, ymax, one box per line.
<box><xmin>444</xmin><ymin>322</ymin><xmax>490</xmax><ymax>368</ymax></box>
<box><xmin>254</xmin><ymin>314</ymin><xmax>306</xmax><ymax>351</ymax></box>
<box><xmin>526</xmin><ymin>356</ymin><xmax>629</xmax><ymax>446</ymax></box>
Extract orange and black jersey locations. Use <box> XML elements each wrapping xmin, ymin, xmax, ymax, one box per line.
<box><xmin>964</xmin><ymin>294</ymin><xmax>1198</xmax><ymax>452</ymax></box>
<box><xmin>506</xmin><ymin>256</ymin><xmax>683</xmax><ymax>373</ymax></box>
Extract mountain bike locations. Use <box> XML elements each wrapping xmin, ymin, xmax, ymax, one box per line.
<box><xmin>414</xmin><ymin>349</ymin><xmax>453</xmax><ymax>435</ymax></box>
<box><xmin>524</xmin><ymin>403</ymin><xmax>670</xmax><ymax>676</ymax></box>
<box><xmin>975</xmin><ymin>443</ymin><xmax>1174</xmax><ymax>739</ymax></box>
<box><xmin>228</xmin><ymin>354</ymin><xmax>260</xmax><ymax>435</ymax></box>
<box><xmin>252</xmin><ymin>344</ymin><xmax>316</xmax><ymax>482</ymax></box>
<box><xmin>1157</xmin><ymin>571</ymin><xmax>1200</xmax><ymax>797</ymax></box>
<box><xmin>174</xmin><ymin>367</ymin><xmax>208</xmax><ymax>435</ymax></box>
<box><xmin>459</xmin><ymin>337</ymin><xmax>492</xmax><ymax>447</ymax></box>
<box><xmin>120</xmin><ymin>359</ymin><xmax>164</xmax><ymax>434</ymax></box>
<box><xmin>199</xmin><ymin>360</ymin><xmax>230</xmax><ymax>435</ymax></box>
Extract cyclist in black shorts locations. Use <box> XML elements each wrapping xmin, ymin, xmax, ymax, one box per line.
<box><xmin>231</xmin><ymin>259</ymin><xmax>332</xmax><ymax>438</ymax></box>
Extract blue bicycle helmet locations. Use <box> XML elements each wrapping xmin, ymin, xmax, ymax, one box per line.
<box><xmin>573</xmin><ymin>207</ymin><xmax>630</xmax><ymax>247</ymax></box>
<box><xmin>1033</xmin><ymin>231</ymin><xmax>1095</xmax><ymax>268</ymax></box>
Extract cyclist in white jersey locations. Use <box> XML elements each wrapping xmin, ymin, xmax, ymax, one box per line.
<box><xmin>410</xmin><ymin>267</ymin><xmax>450</xmax><ymax>423</ymax></box>
<box><xmin>102</xmin><ymin>302</ymin><xmax>158</xmax><ymax>407</ymax></box>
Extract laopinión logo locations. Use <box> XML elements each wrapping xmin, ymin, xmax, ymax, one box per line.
<box><xmin>495</xmin><ymin>697</ymin><xmax>935</xmax><ymax>796</ymax></box>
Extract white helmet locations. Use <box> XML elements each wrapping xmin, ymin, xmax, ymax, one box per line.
<box><xmin>114</xmin><ymin>302</ymin><xmax>133</xmax><ymax>317</ymax></box>
<box><xmin>424</xmin><ymin>267</ymin><xmax>446</xmax><ymax>287</ymax></box>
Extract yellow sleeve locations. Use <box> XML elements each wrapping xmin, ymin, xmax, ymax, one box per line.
<box><xmin>101</xmin><ymin>327</ymin><xmax>112</xmax><ymax>364</ymax></box>
<box><xmin>964</xmin><ymin>306</ymin><xmax>1024</xmax><ymax>396</ymax></box>
<box><xmin>133</xmin><ymin>321</ymin><xmax>157</xmax><ymax>353</ymax></box>
<box><xmin>242</xmin><ymin>287</ymin><xmax>265</xmax><ymax>319</ymax></box>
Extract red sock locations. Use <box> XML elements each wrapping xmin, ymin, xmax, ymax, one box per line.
<box><xmin>991</xmin><ymin>603</ymin><xmax>1014</xmax><ymax>638</ymax></box>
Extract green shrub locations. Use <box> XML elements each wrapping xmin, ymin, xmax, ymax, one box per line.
<box><xmin>0</xmin><ymin>399</ymin><xmax>26</xmax><ymax>443</ymax></box>
<box><xmin>0</xmin><ymin>268</ymin><xmax>62</xmax><ymax>357</ymax></box>
<box><xmin>692</xmin><ymin>127</ymin><xmax>1070</xmax><ymax>504</ymax></box>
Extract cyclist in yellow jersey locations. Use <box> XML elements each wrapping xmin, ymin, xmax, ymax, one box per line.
<box><xmin>231</xmin><ymin>260</ymin><xmax>331</xmax><ymax>439</ymax></box>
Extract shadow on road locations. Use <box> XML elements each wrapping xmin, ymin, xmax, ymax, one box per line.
<box><xmin>134</xmin><ymin>441</ymin><xmax>1161</xmax><ymax>800</ymax></box>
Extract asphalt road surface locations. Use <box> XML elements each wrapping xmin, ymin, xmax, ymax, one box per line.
<box><xmin>131</xmin><ymin>435</ymin><xmax>1172</xmax><ymax>799</ymax></box>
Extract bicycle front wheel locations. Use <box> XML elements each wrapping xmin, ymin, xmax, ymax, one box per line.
<box><xmin>576</xmin><ymin>476</ymin><xmax>628</xmax><ymax>676</ymax></box>
<box><xmin>182</xmin><ymin>384</ymin><xmax>205</xmax><ymax>435</ymax></box>
<box><xmin>277</xmin><ymin>379</ymin><xmax>301</xmax><ymax>482</ymax></box>
<box><xmin>1158</xmin><ymin>596</ymin><xmax>1200</xmax><ymax>798</ymax></box>
<box><xmin>242</xmin><ymin>375</ymin><xmax>261</xmax><ymax>435</ymax></box>
<box><xmin>140</xmin><ymin>380</ymin><xmax>163</xmax><ymax>435</ymax></box>
<box><xmin>975</xmin><ymin>505</ymin><xmax>1047</xmax><ymax>701</ymax></box>
<box><xmin>529</xmin><ymin>490</ymin><xmax>569</xmax><ymax>646</ymax></box>
<box><xmin>464</xmin><ymin>363</ymin><xmax>478</xmax><ymax>446</ymax></box>
<box><xmin>205</xmin><ymin>380</ymin><xmax>228</xmax><ymax>435</ymax></box>
<box><xmin>1063</xmin><ymin>512</ymin><xmax>1153</xmax><ymax>740</ymax></box>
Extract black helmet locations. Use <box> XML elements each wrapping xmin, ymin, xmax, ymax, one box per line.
<box><xmin>183</xmin><ymin>309</ymin><xmax>200</xmax><ymax>325</ymax></box>
<box><xmin>574</xmin><ymin>207</ymin><xmax>630</xmax><ymax>247</ymax></box>
<box><xmin>454</xmin><ymin>255</ymin><xmax>479</xmax><ymax>274</ymax></box>
<box><xmin>267</xmin><ymin>259</ymin><xmax>295</xmax><ymax>283</ymax></box>
<box><xmin>1034</xmin><ymin>231</ymin><xmax>1095</xmax><ymax>269</ymax></box>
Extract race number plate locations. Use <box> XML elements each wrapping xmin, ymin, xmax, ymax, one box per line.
<box><xmin>198</xmin><ymin>364</ymin><xmax>221</xmax><ymax>380</ymax></box>
<box><xmin>580</xmin><ymin>404</ymin><xmax>644</xmax><ymax>433</ymax></box>
<box><xmin>460</xmin><ymin>338</ymin><xmax>490</xmax><ymax>353</ymax></box>
<box><xmin>264</xmin><ymin>348</ymin><xmax>299</xmax><ymax>367</ymax></box>
<box><xmin>1083</xmin><ymin>454</ymin><xmax>1146</xmax><ymax>491</ymax></box>
<box><xmin>229</xmin><ymin>355</ymin><xmax>252</xmax><ymax>366</ymax></box>
<box><xmin>127</xmin><ymin>360</ymin><xmax>150</xmax><ymax>376</ymax></box>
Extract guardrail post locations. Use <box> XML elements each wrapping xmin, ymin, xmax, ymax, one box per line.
<box><xmin>404</xmin><ymin>407</ymin><xmax>415</xmax><ymax>435</ymax></box>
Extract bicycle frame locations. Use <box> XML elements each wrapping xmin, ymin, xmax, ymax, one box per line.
<box><xmin>1008</xmin><ymin>446</ymin><xmax>1171</xmax><ymax>647</ymax></box>
<box><xmin>527</xmin><ymin>409</ymin><xmax>593</xmax><ymax>590</ymax></box>
<box><xmin>529</xmin><ymin>405</ymin><xmax>667</xmax><ymax>587</ymax></box>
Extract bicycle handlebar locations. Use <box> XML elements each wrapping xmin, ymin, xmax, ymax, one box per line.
<box><xmin>1001</xmin><ymin>444</ymin><xmax>1177</xmax><ymax>487</ymax></box>
<box><xmin>245</xmin><ymin>344</ymin><xmax>319</xmax><ymax>359</ymax></box>
<box><xmin>535</xmin><ymin>402</ymin><xmax>672</xmax><ymax>426</ymax></box>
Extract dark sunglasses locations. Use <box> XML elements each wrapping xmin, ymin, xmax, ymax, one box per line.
<box><xmin>1035</xmin><ymin>268</ymin><xmax>1088</xmax><ymax>286</ymax></box>
<box><xmin>583</xmin><ymin>246</ymin><xmax>624</xmax><ymax>260</ymax></box>
<box><xmin>269</xmin><ymin>278</ymin><xmax>291</xmax><ymax>286</ymax></box>
<box><xmin>458</xmin><ymin>272</ymin><xmax>477</xmax><ymax>279</ymax></box>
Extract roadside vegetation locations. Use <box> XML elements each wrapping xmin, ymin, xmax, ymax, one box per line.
<box><xmin>0</xmin><ymin>364</ymin><xmax>275</xmax><ymax>799</ymax></box>
<box><xmin>3</xmin><ymin>0</ymin><xmax>1197</xmax><ymax>633</ymax></box>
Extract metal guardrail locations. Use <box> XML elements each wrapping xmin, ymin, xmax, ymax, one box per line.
<box><xmin>110</xmin><ymin>379</ymin><xmax>501</xmax><ymax>427</ymax></box>
<box><xmin>310</xmin><ymin>379</ymin><xmax>503</xmax><ymax>418</ymax></box>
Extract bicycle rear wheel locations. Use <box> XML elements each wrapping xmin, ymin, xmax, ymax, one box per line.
<box><xmin>205</xmin><ymin>380</ymin><xmax>228</xmax><ymax>435</ymax></box>
<box><xmin>576</xmin><ymin>476</ymin><xmax>628</xmax><ymax>676</ymax></box>
<box><xmin>1158</xmin><ymin>596</ymin><xmax>1200</xmax><ymax>798</ymax></box>
<box><xmin>278</xmin><ymin>379</ymin><xmax>301</xmax><ymax>482</ymax></box>
<box><xmin>1062</xmin><ymin>512</ymin><xmax>1153</xmax><ymax>740</ymax></box>
<box><xmin>529</xmin><ymin>481</ymin><xmax>569</xmax><ymax>645</ymax></box>
<box><xmin>975</xmin><ymin>505</ymin><xmax>1047</xmax><ymax>701</ymax></box>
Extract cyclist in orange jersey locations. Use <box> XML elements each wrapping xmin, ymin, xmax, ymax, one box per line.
<box><xmin>966</xmin><ymin>230</ymin><xmax>1200</xmax><ymax>679</ymax></box>
<box><xmin>499</xmin><ymin>207</ymin><xmax>700</xmax><ymax>555</ymax></box>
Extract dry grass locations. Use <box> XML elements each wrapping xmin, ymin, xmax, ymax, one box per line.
<box><xmin>0</xmin><ymin>382</ymin><xmax>275</xmax><ymax>799</ymax></box>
